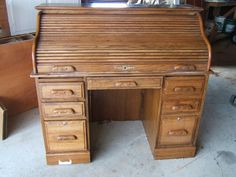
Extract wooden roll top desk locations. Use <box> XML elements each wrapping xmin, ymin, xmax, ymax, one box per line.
<box><xmin>32</xmin><ymin>3</ymin><xmax>211</xmax><ymax>165</ymax></box>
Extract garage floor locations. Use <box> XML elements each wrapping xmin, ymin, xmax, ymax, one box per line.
<box><xmin>0</xmin><ymin>65</ymin><xmax>235</xmax><ymax>177</ymax></box>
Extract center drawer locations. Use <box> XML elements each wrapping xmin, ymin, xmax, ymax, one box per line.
<box><xmin>44</xmin><ymin>120</ymin><xmax>87</xmax><ymax>152</ymax></box>
<box><xmin>41</xmin><ymin>102</ymin><xmax>85</xmax><ymax>120</ymax></box>
<box><xmin>87</xmin><ymin>77</ymin><xmax>162</xmax><ymax>90</ymax></box>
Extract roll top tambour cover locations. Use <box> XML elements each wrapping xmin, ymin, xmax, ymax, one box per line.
<box><xmin>33</xmin><ymin>3</ymin><xmax>211</xmax><ymax>75</ymax></box>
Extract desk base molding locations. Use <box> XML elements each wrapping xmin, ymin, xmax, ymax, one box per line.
<box><xmin>154</xmin><ymin>146</ymin><xmax>196</xmax><ymax>159</ymax></box>
<box><xmin>46</xmin><ymin>151</ymin><xmax>91</xmax><ymax>165</ymax></box>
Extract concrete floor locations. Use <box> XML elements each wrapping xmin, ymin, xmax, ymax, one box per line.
<box><xmin>0</xmin><ymin>66</ymin><xmax>236</xmax><ymax>177</ymax></box>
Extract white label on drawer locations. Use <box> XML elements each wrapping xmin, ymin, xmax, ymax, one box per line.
<box><xmin>58</xmin><ymin>160</ymin><xmax>72</xmax><ymax>165</ymax></box>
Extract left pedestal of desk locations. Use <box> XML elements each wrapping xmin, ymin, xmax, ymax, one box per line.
<box><xmin>35</xmin><ymin>78</ymin><xmax>90</xmax><ymax>165</ymax></box>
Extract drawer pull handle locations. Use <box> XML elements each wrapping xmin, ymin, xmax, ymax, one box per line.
<box><xmin>52</xmin><ymin>65</ymin><xmax>75</xmax><ymax>72</ymax></box>
<box><xmin>57</xmin><ymin>135</ymin><xmax>77</xmax><ymax>141</ymax></box>
<box><xmin>51</xmin><ymin>89</ymin><xmax>74</xmax><ymax>96</ymax></box>
<box><xmin>58</xmin><ymin>160</ymin><xmax>72</xmax><ymax>165</ymax></box>
<box><xmin>172</xmin><ymin>104</ymin><xmax>193</xmax><ymax>111</ymax></box>
<box><xmin>115</xmin><ymin>81</ymin><xmax>137</xmax><ymax>87</ymax></box>
<box><xmin>53</xmin><ymin>108</ymin><xmax>75</xmax><ymax>115</ymax></box>
<box><xmin>168</xmin><ymin>129</ymin><xmax>188</xmax><ymax>136</ymax></box>
<box><xmin>174</xmin><ymin>65</ymin><xmax>196</xmax><ymax>71</ymax></box>
<box><xmin>173</xmin><ymin>86</ymin><xmax>196</xmax><ymax>92</ymax></box>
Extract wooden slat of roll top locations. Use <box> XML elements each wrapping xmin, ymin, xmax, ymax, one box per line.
<box><xmin>36</xmin><ymin>49</ymin><xmax>208</xmax><ymax>53</ymax></box>
<box><xmin>40</xmin><ymin>14</ymin><xmax>198</xmax><ymax>21</ymax></box>
<box><xmin>36</xmin><ymin>55</ymin><xmax>208</xmax><ymax>60</ymax></box>
<box><xmin>37</xmin><ymin>37</ymin><xmax>207</xmax><ymax>48</ymax></box>
<box><xmin>38</xmin><ymin>33</ymin><xmax>205</xmax><ymax>43</ymax></box>
<box><xmin>36</xmin><ymin>56</ymin><xmax>208</xmax><ymax>60</ymax></box>
<box><xmin>36</xmin><ymin>49</ymin><xmax>208</xmax><ymax>62</ymax></box>
<box><xmin>40</xmin><ymin>14</ymin><xmax>199</xmax><ymax>29</ymax></box>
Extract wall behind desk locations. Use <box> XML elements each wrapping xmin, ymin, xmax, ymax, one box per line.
<box><xmin>0</xmin><ymin>37</ymin><xmax>37</xmax><ymax>117</ymax></box>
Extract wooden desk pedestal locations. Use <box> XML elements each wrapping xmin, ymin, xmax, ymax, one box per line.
<box><xmin>32</xmin><ymin>4</ymin><xmax>211</xmax><ymax>165</ymax></box>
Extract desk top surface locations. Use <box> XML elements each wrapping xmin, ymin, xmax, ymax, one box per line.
<box><xmin>36</xmin><ymin>2</ymin><xmax>202</xmax><ymax>12</ymax></box>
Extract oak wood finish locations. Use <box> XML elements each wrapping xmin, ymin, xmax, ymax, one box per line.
<box><xmin>142</xmin><ymin>89</ymin><xmax>162</xmax><ymax>151</ymax></box>
<box><xmin>41</xmin><ymin>102</ymin><xmax>85</xmax><ymax>120</ymax></box>
<box><xmin>39</xmin><ymin>82</ymin><xmax>85</xmax><ymax>101</ymax></box>
<box><xmin>46</xmin><ymin>151</ymin><xmax>90</xmax><ymax>165</ymax></box>
<box><xmin>87</xmin><ymin>77</ymin><xmax>162</xmax><ymax>90</ymax></box>
<box><xmin>44</xmin><ymin>120</ymin><xmax>87</xmax><ymax>152</ymax></box>
<box><xmin>91</xmin><ymin>89</ymin><xmax>143</xmax><ymax>121</ymax></box>
<box><xmin>32</xmin><ymin>3</ymin><xmax>211</xmax><ymax>164</ymax></box>
<box><xmin>158</xmin><ymin>115</ymin><xmax>198</xmax><ymax>146</ymax></box>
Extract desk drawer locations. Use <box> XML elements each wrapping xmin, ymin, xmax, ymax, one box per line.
<box><xmin>44</xmin><ymin>120</ymin><xmax>87</xmax><ymax>152</ymax></box>
<box><xmin>42</xmin><ymin>102</ymin><xmax>85</xmax><ymax>120</ymax></box>
<box><xmin>162</xmin><ymin>99</ymin><xmax>201</xmax><ymax>115</ymax></box>
<box><xmin>39</xmin><ymin>82</ymin><xmax>84</xmax><ymax>101</ymax></box>
<box><xmin>158</xmin><ymin>115</ymin><xmax>197</xmax><ymax>146</ymax></box>
<box><xmin>164</xmin><ymin>76</ymin><xmax>205</xmax><ymax>97</ymax></box>
<box><xmin>37</xmin><ymin>62</ymin><xmax>207</xmax><ymax>74</ymax></box>
<box><xmin>87</xmin><ymin>77</ymin><xmax>162</xmax><ymax>90</ymax></box>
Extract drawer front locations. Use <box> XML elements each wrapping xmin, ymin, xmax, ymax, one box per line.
<box><xmin>158</xmin><ymin>115</ymin><xmax>197</xmax><ymax>146</ymax></box>
<box><xmin>164</xmin><ymin>76</ymin><xmax>205</xmax><ymax>96</ymax></box>
<box><xmin>87</xmin><ymin>77</ymin><xmax>162</xmax><ymax>90</ymax></box>
<box><xmin>162</xmin><ymin>99</ymin><xmax>201</xmax><ymax>115</ymax></box>
<box><xmin>44</xmin><ymin>120</ymin><xmax>87</xmax><ymax>152</ymax></box>
<box><xmin>39</xmin><ymin>82</ymin><xmax>84</xmax><ymax>101</ymax></box>
<box><xmin>42</xmin><ymin>102</ymin><xmax>85</xmax><ymax>120</ymax></box>
<box><xmin>37</xmin><ymin>62</ymin><xmax>207</xmax><ymax>74</ymax></box>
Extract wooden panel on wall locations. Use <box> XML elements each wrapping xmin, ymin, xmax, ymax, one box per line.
<box><xmin>0</xmin><ymin>35</ymin><xmax>37</xmax><ymax>116</ymax></box>
<box><xmin>0</xmin><ymin>0</ymin><xmax>10</xmax><ymax>37</ymax></box>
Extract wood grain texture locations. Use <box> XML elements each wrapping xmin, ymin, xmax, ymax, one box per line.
<box><xmin>158</xmin><ymin>115</ymin><xmax>197</xmax><ymax>146</ymax></box>
<box><xmin>87</xmin><ymin>77</ymin><xmax>161</xmax><ymax>90</ymax></box>
<box><xmin>38</xmin><ymin>82</ymin><xmax>85</xmax><ymax>102</ymax></box>
<box><xmin>154</xmin><ymin>146</ymin><xmax>196</xmax><ymax>159</ymax></box>
<box><xmin>44</xmin><ymin>120</ymin><xmax>87</xmax><ymax>152</ymax></box>
<box><xmin>32</xmin><ymin>4</ymin><xmax>211</xmax><ymax>164</ymax></box>
<box><xmin>142</xmin><ymin>89</ymin><xmax>162</xmax><ymax>151</ymax></box>
<box><xmin>163</xmin><ymin>76</ymin><xmax>205</xmax><ymax>97</ymax></box>
<box><xmin>90</xmin><ymin>89</ymin><xmax>143</xmax><ymax>121</ymax></box>
<box><xmin>46</xmin><ymin>151</ymin><xmax>90</xmax><ymax>165</ymax></box>
<box><xmin>0</xmin><ymin>39</ymin><xmax>37</xmax><ymax>116</ymax></box>
<box><xmin>41</xmin><ymin>102</ymin><xmax>86</xmax><ymax>120</ymax></box>
<box><xmin>33</xmin><ymin>6</ymin><xmax>210</xmax><ymax>75</ymax></box>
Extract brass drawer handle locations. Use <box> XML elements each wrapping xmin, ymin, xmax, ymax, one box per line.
<box><xmin>53</xmin><ymin>108</ymin><xmax>75</xmax><ymax>115</ymax></box>
<box><xmin>174</xmin><ymin>65</ymin><xmax>196</xmax><ymax>71</ymax></box>
<box><xmin>51</xmin><ymin>89</ymin><xmax>74</xmax><ymax>96</ymax></box>
<box><xmin>173</xmin><ymin>86</ymin><xmax>196</xmax><ymax>92</ymax></box>
<box><xmin>172</xmin><ymin>104</ymin><xmax>193</xmax><ymax>111</ymax></box>
<box><xmin>168</xmin><ymin>129</ymin><xmax>188</xmax><ymax>136</ymax></box>
<box><xmin>52</xmin><ymin>65</ymin><xmax>75</xmax><ymax>72</ymax></box>
<box><xmin>114</xmin><ymin>81</ymin><xmax>138</xmax><ymax>87</ymax></box>
<box><xmin>57</xmin><ymin>135</ymin><xmax>77</xmax><ymax>141</ymax></box>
